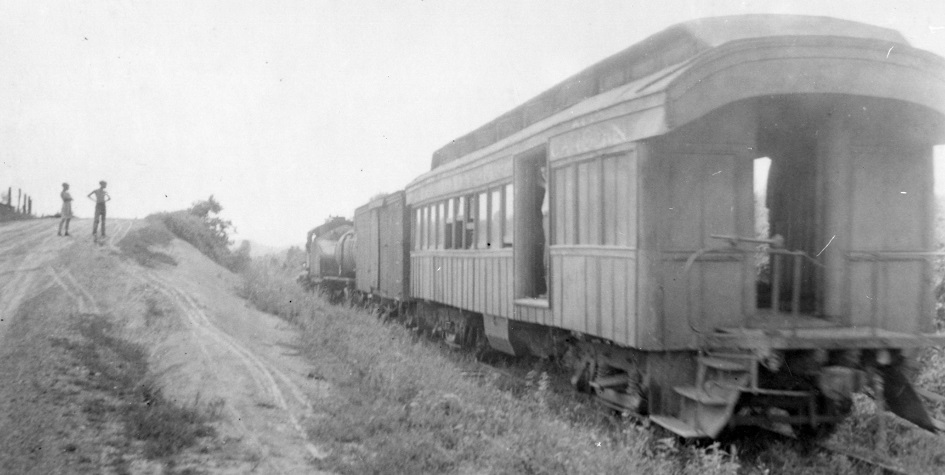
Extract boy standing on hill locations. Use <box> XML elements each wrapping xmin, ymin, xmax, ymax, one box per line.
<box><xmin>87</xmin><ymin>180</ymin><xmax>110</xmax><ymax>238</ymax></box>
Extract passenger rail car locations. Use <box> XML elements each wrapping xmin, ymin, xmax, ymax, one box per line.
<box><xmin>305</xmin><ymin>15</ymin><xmax>945</xmax><ymax>438</ymax></box>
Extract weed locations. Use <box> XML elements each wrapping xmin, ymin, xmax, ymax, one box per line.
<box><xmin>127</xmin><ymin>381</ymin><xmax>217</xmax><ymax>459</ymax></box>
<box><xmin>682</xmin><ymin>442</ymin><xmax>741</xmax><ymax>475</ymax></box>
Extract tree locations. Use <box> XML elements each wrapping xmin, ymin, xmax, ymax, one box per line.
<box><xmin>188</xmin><ymin>195</ymin><xmax>235</xmax><ymax>246</ymax></box>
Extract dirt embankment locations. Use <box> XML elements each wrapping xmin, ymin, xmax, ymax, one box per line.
<box><xmin>0</xmin><ymin>218</ymin><xmax>332</xmax><ymax>474</ymax></box>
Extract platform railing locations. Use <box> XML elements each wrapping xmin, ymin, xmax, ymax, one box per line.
<box><xmin>846</xmin><ymin>250</ymin><xmax>945</xmax><ymax>338</ymax></box>
<box><xmin>684</xmin><ymin>234</ymin><xmax>824</xmax><ymax>334</ymax></box>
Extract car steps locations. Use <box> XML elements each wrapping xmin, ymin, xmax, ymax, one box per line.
<box><xmin>650</xmin><ymin>415</ymin><xmax>706</xmax><ymax>438</ymax></box>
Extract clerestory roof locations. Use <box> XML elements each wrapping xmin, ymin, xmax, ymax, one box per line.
<box><xmin>430</xmin><ymin>15</ymin><xmax>909</xmax><ymax>170</ymax></box>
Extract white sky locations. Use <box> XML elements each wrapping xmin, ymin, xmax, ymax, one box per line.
<box><xmin>2</xmin><ymin>1</ymin><xmax>945</xmax><ymax>247</ymax></box>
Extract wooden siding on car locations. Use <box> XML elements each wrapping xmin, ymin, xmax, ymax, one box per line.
<box><xmin>411</xmin><ymin>250</ymin><xmax>513</xmax><ymax>318</ymax></box>
<box><xmin>379</xmin><ymin>193</ymin><xmax>409</xmax><ymax>300</ymax></box>
<box><xmin>354</xmin><ymin>205</ymin><xmax>376</xmax><ymax>294</ymax></box>
<box><xmin>355</xmin><ymin>192</ymin><xmax>410</xmax><ymax>300</ymax></box>
<box><xmin>551</xmin><ymin>246</ymin><xmax>636</xmax><ymax>346</ymax></box>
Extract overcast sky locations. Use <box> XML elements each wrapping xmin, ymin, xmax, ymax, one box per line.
<box><xmin>2</xmin><ymin>0</ymin><xmax>944</xmax><ymax>247</ymax></box>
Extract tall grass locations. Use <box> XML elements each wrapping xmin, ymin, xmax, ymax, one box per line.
<box><xmin>239</xmin><ymin>257</ymin><xmax>740</xmax><ymax>474</ymax></box>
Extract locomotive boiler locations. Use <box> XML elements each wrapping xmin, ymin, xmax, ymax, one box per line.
<box><xmin>300</xmin><ymin>216</ymin><xmax>356</xmax><ymax>297</ymax></box>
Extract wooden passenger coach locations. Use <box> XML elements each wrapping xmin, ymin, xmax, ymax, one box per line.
<box><xmin>403</xmin><ymin>15</ymin><xmax>945</xmax><ymax>437</ymax></box>
<box><xmin>298</xmin><ymin>14</ymin><xmax>945</xmax><ymax>438</ymax></box>
<box><xmin>408</xmin><ymin>15</ymin><xmax>945</xmax><ymax>351</ymax></box>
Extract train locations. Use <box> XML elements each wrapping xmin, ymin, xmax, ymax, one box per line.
<box><xmin>299</xmin><ymin>14</ymin><xmax>945</xmax><ymax>439</ymax></box>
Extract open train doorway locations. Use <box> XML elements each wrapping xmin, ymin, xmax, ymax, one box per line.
<box><xmin>513</xmin><ymin>148</ymin><xmax>548</xmax><ymax>300</ymax></box>
<box><xmin>753</xmin><ymin>97</ymin><xmax>825</xmax><ymax>317</ymax></box>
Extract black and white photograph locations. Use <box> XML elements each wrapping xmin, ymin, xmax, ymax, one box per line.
<box><xmin>2</xmin><ymin>1</ymin><xmax>945</xmax><ymax>473</ymax></box>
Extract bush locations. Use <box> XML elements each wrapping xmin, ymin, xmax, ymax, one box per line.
<box><xmin>149</xmin><ymin>196</ymin><xmax>250</xmax><ymax>273</ymax></box>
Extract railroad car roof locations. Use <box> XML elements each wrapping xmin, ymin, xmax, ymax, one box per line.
<box><xmin>428</xmin><ymin>14</ymin><xmax>914</xmax><ymax>171</ymax></box>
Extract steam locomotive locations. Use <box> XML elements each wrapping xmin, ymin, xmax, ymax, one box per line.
<box><xmin>301</xmin><ymin>15</ymin><xmax>945</xmax><ymax>438</ymax></box>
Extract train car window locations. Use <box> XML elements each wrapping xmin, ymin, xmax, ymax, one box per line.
<box><xmin>477</xmin><ymin>192</ymin><xmax>489</xmax><ymax>249</ymax></box>
<box><xmin>436</xmin><ymin>201</ymin><xmax>445</xmax><ymax>249</ymax></box>
<box><xmin>427</xmin><ymin>205</ymin><xmax>434</xmax><ymax>250</ymax></box>
<box><xmin>414</xmin><ymin>208</ymin><xmax>421</xmax><ymax>250</ymax></box>
<box><xmin>428</xmin><ymin>204</ymin><xmax>435</xmax><ymax>250</ymax></box>
<box><xmin>490</xmin><ymin>188</ymin><xmax>502</xmax><ymax>250</ymax></box>
<box><xmin>444</xmin><ymin>198</ymin><xmax>454</xmax><ymax>249</ymax></box>
<box><xmin>503</xmin><ymin>183</ymin><xmax>513</xmax><ymax>247</ymax></box>
<box><xmin>419</xmin><ymin>206</ymin><xmax>426</xmax><ymax>250</ymax></box>
<box><xmin>465</xmin><ymin>195</ymin><xmax>476</xmax><ymax>249</ymax></box>
<box><xmin>453</xmin><ymin>196</ymin><xmax>466</xmax><ymax>249</ymax></box>
<box><xmin>433</xmin><ymin>204</ymin><xmax>439</xmax><ymax>250</ymax></box>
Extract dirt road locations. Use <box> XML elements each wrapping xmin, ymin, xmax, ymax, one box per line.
<box><xmin>0</xmin><ymin>218</ymin><xmax>331</xmax><ymax>474</ymax></box>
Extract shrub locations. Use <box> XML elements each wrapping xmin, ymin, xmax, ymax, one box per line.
<box><xmin>149</xmin><ymin>196</ymin><xmax>249</xmax><ymax>273</ymax></box>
